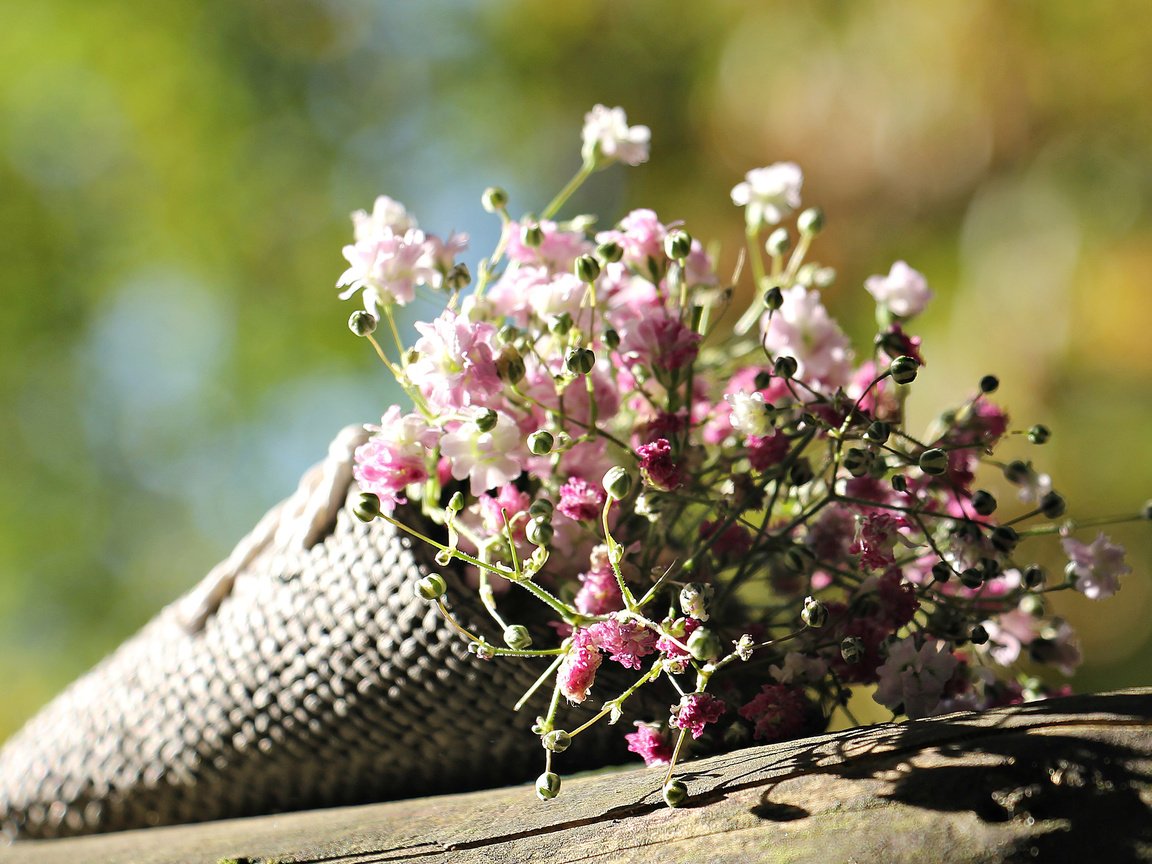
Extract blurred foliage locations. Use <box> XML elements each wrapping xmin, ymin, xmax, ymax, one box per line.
<box><xmin>1</xmin><ymin>0</ymin><xmax>1149</xmax><ymax>739</ymax></box>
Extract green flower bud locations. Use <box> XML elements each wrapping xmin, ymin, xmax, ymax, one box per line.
<box><xmin>496</xmin><ymin>344</ymin><xmax>526</xmax><ymax>384</ymax></box>
<box><xmin>526</xmin><ymin>518</ymin><xmax>554</xmax><ymax>547</ymax></box>
<box><xmin>765</xmin><ymin>228</ymin><xmax>791</xmax><ymax>256</ymax></box>
<box><xmin>504</xmin><ymin>624</ymin><xmax>533</xmax><ymax>651</ymax></box>
<box><xmin>497</xmin><ymin>324</ymin><xmax>522</xmax><ymax>345</ymax></box>
<box><xmin>528</xmin><ymin>498</ymin><xmax>554</xmax><ymax>520</ymax></box>
<box><xmin>348</xmin><ymin>310</ymin><xmax>378</xmax><ymax>337</ymax></box>
<box><xmin>971</xmin><ymin>490</ymin><xmax>997</xmax><ymax>516</ymax></box>
<box><xmin>475</xmin><ymin>408</ymin><xmax>499</xmax><ymax>433</ymax></box>
<box><xmin>353</xmin><ymin>492</ymin><xmax>381</xmax><ymax>522</ymax></box>
<box><xmin>763</xmin><ymin>285</ymin><xmax>784</xmax><ymax>311</ymax></box>
<box><xmin>960</xmin><ymin>568</ymin><xmax>983</xmax><ymax>589</ymax></box>
<box><xmin>535</xmin><ymin>771</ymin><xmax>561</xmax><ymax>800</ymax></box>
<box><xmin>783</xmin><ymin>544</ymin><xmax>814</xmax><ymax>573</ymax></box>
<box><xmin>801</xmin><ymin>596</ymin><xmax>828</xmax><ymax>629</ymax></box>
<box><xmin>931</xmin><ymin>561</ymin><xmax>953</xmax><ymax>583</ymax></box>
<box><xmin>447</xmin><ymin>491</ymin><xmax>465</xmax><ymax>512</ymax></box>
<box><xmin>1003</xmin><ymin>460</ymin><xmax>1031</xmax><ymax>484</ymax></box>
<box><xmin>549</xmin><ymin>312</ymin><xmax>573</xmax><ymax>337</ymax></box>
<box><xmin>970</xmin><ymin>624</ymin><xmax>989</xmax><ymax>645</ymax></box>
<box><xmin>918</xmin><ymin>448</ymin><xmax>949</xmax><ymax>476</ymax></box>
<box><xmin>522</xmin><ymin>223</ymin><xmax>544</xmax><ymax>248</ymax></box>
<box><xmin>445</xmin><ymin>262</ymin><xmax>471</xmax><ymax>291</ymax></box>
<box><xmin>664</xmin><ymin>230</ymin><xmax>692</xmax><ymax>261</ymax></box>
<box><xmin>1023</xmin><ymin>565</ymin><xmax>1046</xmax><ymax>588</ymax></box>
<box><xmin>1040</xmin><ymin>491</ymin><xmax>1066</xmax><ymax>519</ymax></box>
<box><xmin>797</xmin><ymin>207</ymin><xmax>825</xmax><ymax>235</ymax></box>
<box><xmin>687</xmin><ymin>627</ymin><xmax>723</xmax><ymax>661</ymax></box>
<box><xmin>603</xmin><ymin>328</ymin><xmax>620</xmax><ymax>350</ymax></box>
<box><xmin>841</xmin><ymin>636</ymin><xmax>864</xmax><ymax>664</ymax></box>
<box><xmin>891</xmin><ymin>474</ymin><xmax>909</xmax><ymax>493</ymax></box>
<box><xmin>979</xmin><ymin>374</ymin><xmax>1000</xmax><ymax>394</ymax></box>
<box><xmin>542</xmin><ymin>730</ymin><xmax>571</xmax><ymax>752</ymax></box>
<box><xmin>663</xmin><ymin>779</ymin><xmax>688</xmax><ymax>808</ymax></box>
<box><xmin>788</xmin><ymin>458</ymin><xmax>814</xmax><ymax>486</ymax></box>
<box><xmin>865</xmin><ymin>421</ymin><xmax>890</xmax><ymax>444</ymax></box>
<box><xmin>679</xmin><ymin>582</ymin><xmax>713</xmax><ymax>621</ymax></box>
<box><xmin>481</xmin><ymin>186</ymin><xmax>508</xmax><ymax>212</ymax></box>
<box><xmin>844</xmin><ymin>447</ymin><xmax>873</xmax><ymax>478</ymax></box>
<box><xmin>603</xmin><ymin>466</ymin><xmax>633</xmax><ymax>499</ymax></box>
<box><xmin>889</xmin><ymin>355</ymin><xmax>919</xmax><ymax>386</ymax></box>
<box><xmin>1027</xmin><ymin>424</ymin><xmax>1051</xmax><ymax>445</ymax></box>
<box><xmin>773</xmin><ymin>355</ymin><xmax>798</xmax><ymax>379</ymax></box>
<box><xmin>574</xmin><ymin>254</ymin><xmax>601</xmax><ymax>284</ymax></box>
<box><xmin>417</xmin><ymin>573</ymin><xmax>447</xmax><ymax>601</ymax></box>
<box><xmin>596</xmin><ymin>240</ymin><xmax>623</xmax><ymax>263</ymax></box>
<box><xmin>527</xmin><ymin>429</ymin><xmax>555</xmax><ymax>455</ymax></box>
<box><xmin>565</xmin><ymin>346</ymin><xmax>596</xmax><ymax>376</ymax></box>
<box><xmin>990</xmin><ymin>526</ymin><xmax>1019</xmax><ymax>554</ymax></box>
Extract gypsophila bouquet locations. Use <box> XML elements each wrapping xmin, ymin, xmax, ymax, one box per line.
<box><xmin>338</xmin><ymin>105</ymin><xmax>1146</xmax><ymax>808</ymax></box>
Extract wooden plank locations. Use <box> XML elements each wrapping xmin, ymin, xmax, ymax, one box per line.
<box><xmin>3</xmin><ymin>689</ymin><xmax>1151</xmax><ymax>864</ymax></box>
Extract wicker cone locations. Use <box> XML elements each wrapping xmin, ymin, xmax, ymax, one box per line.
<box><xmin>0</xmin><ymin>486</ymin><xmax>654</xmax><ymax>840</ymax></box>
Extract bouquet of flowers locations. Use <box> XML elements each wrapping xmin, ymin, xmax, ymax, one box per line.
<box><xmin>336</xmin><ymin>105</ymin><xmax>1142</xmax><ymax>807</ymax></box>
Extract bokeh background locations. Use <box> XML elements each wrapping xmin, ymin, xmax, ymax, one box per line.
<box><xmin>2</xmin><ymin>0</ymin><xmax>1150</xmax><ymax>740</ymax></box>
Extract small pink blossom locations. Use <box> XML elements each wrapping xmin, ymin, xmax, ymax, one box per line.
<box><xmin>747</xmin><ymin>431</ymin><xmax>790</xmax><ymax>472</ymax></box>
<box><xmin>656</xmin><ymin>616</ymin><xmax>700</xmax><ymax>662</ymax></box>
<box><xmin>768</xmin><ymin>652</ymin><xmax>829</xmax><ymax>685</ymax></box>
<box><xmin>595</xmin><ymin>209</ymin><xmax>667</xmax><ymax>273</ymax></box>
<box><xmin>670</xmin><ymin>692</ymin><xmax>726</xmax><ymax>739</ymax></box>
<box><xmin>587</xmin><ymin>617</ymin><xmax>657</xmax><ymax>670</ymax></box>
<box><xmin>738</xmin><ymin>684</ymin><xmax>811</xmax><ymax>742</ymax></box>
<box><xmin>504</xmin><ymin>221</ymin><xmax>592</xmax><ymax>271</ymax></box>
<box><xmin>558</xmin><ymin>477</ymin><xmax>607</xmax><ymax>522</ymax></box>
<box><xmin>440</xmin><ymin>409</ymin><xmax>525</xmax><ymax>496</ymax></box>
<box><xmin>350</xmin><ymin>195</ymin><xmax>417</xmax><ymax>240</ymax></box>
<box><xmin>761</xmin><ymin>286</ymin><xmax>853</xmax><ymax>391</ymax></box>
<box><xmin>624</xmin><ymin>722</ymin><xmax>674</xmax><ymax>766</ymax></box>
<box><xmin>864</xmin><ymin>261</ymin><xmax>933</xmax><ymax>318</ymax></box>
<box><xmin>581</xmin><ymin>104</ymin><xmax>650</xmax><ymax>167</ymax></box>
<box><xmin>558</xmin><ymin>633</ymin><xmax>602</xmax><ymax>703</ymax></box>
<box><xmin>477</xmin><ymin>484</ymin><xmax>532</xmax><ymax>540</ymax></box>
<box><xmin>619</xmin><ymin>310</ymin><xmax>700</xmax><ymax>373</ymax></box>
<box><xmin>338</xmin><ymin>227</ymin><xmax>436</xmax><ymax>309</ymax></box>
<box><xmin>1062</xmin><ymin>532</ymin><xmax>1130</xmax><ymax>599</ymax></box>
<box><xmin>574</xmin><ymin>546</ymin><xmax>623</xmax><ymax>615</ymax></box>
<box><xmin>873</xmin><ymin>637</ymin><xmax>959</xmax><ymax>719</ymax></box>
<box><xmin>731</xmin><ymin>163</ymin><xmax>803</xmax><ymax>228</ymax></box>
<box><xmin>353</xmin><ymin>407</ymin><xmax>438</xmax><ymax>511</ymax></box>
<box><xmin>408</xmin><ymin>310</ymin><xmax>502</xmax><ymax>410</ymax></box>
<box><xmin>850</xmin><ymin>513</ymin><xmax>907</xmax><ymax>571</ymax></box>
<box><xmin>636</xmin><ymin>438</ymin><xmax>682</xmax><ymax>491</ymax></box>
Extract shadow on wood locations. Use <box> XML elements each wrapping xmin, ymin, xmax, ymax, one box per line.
<box><xmin>2</xmin><ymin>689</ymin><xmax>1150</xmax><ymax>864</ymax></box>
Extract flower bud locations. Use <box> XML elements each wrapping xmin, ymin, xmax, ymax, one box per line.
<box><xmin>889</xmin><ymin>355</ymin><xmax>919</xmax><ymax>385</ymax></box>
<box><xmin>522</xmin><ymin>223</ymin><xmax>543</xmax><ymax>248</ymax></box>
<box><xmin>979</xmin><ymin>374</ymin><xmax>999</xmax><ymax>394</ymax></box>
<box><xmin>990</xmin><ymin>526</ymin><xmax>1019</xmax><ymax>554</ymax></box>
<box><xmin>797</xmin><ymin>207</ymin><xmax>825</xmax><ymax>235</ymax></box>
<box><xmin>603</xmin><ymin>328</ymin><xmax>620</xmax><ymax>350</ymax></box>
<box><xmin>765</xmin><ymin>228</ymin><xmax>791</xmax><ymax>256</ymax></box>
<box><xmin>596</xmin><ymin>240</ymin><xmax>623</xmax><ymax>263</ymax></box>
<box><xmin>574</xmin><ymin>253</ymin><xmax>601</xmax><ymax>284</ymax></box>
<box><xmin>960</xmin><ymin>568</ymin><xmax>983</xmax><ymax>589</ymax></box>
<box><xmin>528</xmin><ymin>498</ymin><xmax>554</xmax><ymax>520</ymax></box>
<box><xmin>841</xmin><ymin>636</ymin><xmax>864</xmax><ymax>664</ymax></box>
<box><xmin>918</xmin><ymin>448</ymin><xmax>949</xmax><ymax>476</ymax></box>
<box><xmin>664</xmin><ymin>230</ymin><xmax>692</xmax><ymax>261</ymax></box>
<box><xmin>763</xmin><ymin>286</ymin><xmax>784</xmax><ymax>311</ymax></box>
<box><xmin>843</xmin><ymin>447</ymin><xmax>873</xmax><ymax>478</ymax></box>
<box><xmin>783</xmin><ymin>545</ymin><xmax>814</xmax><ymax>574</ymax></box>
<box><xmin>475</xmin><ymin>408</ymin><xmax>499</xmax><ymax>433</ymax></box>
<box><xmin>865</xmin><ymin>421</ymin><xmax>890</xmax><ymax>444</ymax></box>
<box><xmin>663</xmin><ymin>779</ymin><xmax>688</xmax><ymax>808</ymax></box>
<box><xmin>528</xmin><ymin>429</ymin><xmax>555</xmax><ymax>455</ymax></box>
<box><xmin>417</xmin><ymin>573</ymin><xmax>447</xmax><ymax>601</ymax></box>
<box><xmin>971</xmin><ymin>490</ymin><xmax>997</xmax><ymax>516</ymax></box>
<box><xmin>801</xmin><ymin>596</ymin><xmax>828</xmax><ymax>629</ymax></box>
<box><xmin>1003</xmin><ymin>460</ymin><xmax>1031</xmax><ymax>484</ymax></box>
<box><xmin>565</xmin><ymin>346</ymin><xmax>596</xmax><ymax>375</ymax></box>
<box><xmin>348</xmin><ymin>310</ymin><xmax>378</xmax><ymax>337</ymax></box>
<box><xmin>1023</xmin><ymin>565</ymin><xmax>1046</xmax><ymax>588</ymax></box>
<box><xmin>970</xmin><ymin>624</ymin><xmax>990</xmax><ymax>645</ymax></box>
<box><xmin>353</xmin><ymin>492</ymin><xmax>381</xmax><ymax>522</ymax></box>
<box><xmin>549</xmin><ymin>312</ymin><xmax>573</xmax><ymax>337</ymax></box>
<box><xmin>542</xmin><ymin>730</ymin><xmax>571</xmax><ymax>752</ymax></box>
<box><xmin>679</xmin><ymin>582</ymin><xmax>713</xmax><ymax>621</ymax></box>
<box><xmin>481</xmin><ymin>186</ymin><xmax>508</xmax><ymax>212</ymax></box>
<box><xmin>445</xmin><ymin>262</ymin><xmax>471</xmax><ymax>291</ymax></box>
<box><xmin>931</xmin><ymin>561</ymin><xmax>953</xmax><ymax>583</ymax></box>
<box><xmin>788</xmin><ymin>458</ymin><xmax>814</xmax><ymax>486</ymax></box>
<box><xmin>526</xmin><ymin>517</ymin><xmax>554</xmax><ymax>547</ymax></box>
<box><xmin>535</xmin><ymin>771</ymin><xmax>561</xmax><ymax>800</ymax></box>
<box><xmin>504</xmin><ymin>624</ymin><xmax>533</xmax><ymax>650</ymax></box>
<box><xmin>603</xmin><ymin>466</ymin><xmax>633</xmax><ymax>499</ymax></box>
<box><xmin>497</xmin><ymin>324</ymin><xmax>522</xmax><ymax>345</ymax></box>
<box><xmin>1040</xmin><ymin>491</ymin><xmax>1066</xmax><ymax>519</ymax></box>
<box><xmin>496</xmin><ymin>344</ymin><xmax>526</xmax><ymax>384</ymax></box>
<box><xmin>1027</xmin><ymin>424</ymin><xmax>1051</xmax><ymax>445</ymax></box>
<box><xmin>773</xmin><ymin>355</ymin><xmax>798</xmax><ymax>379</ymax></box>
<box><xmin>687</xmin><ymin>627</ymin><xmax>723</xmax><ymax>662</ymax></box>
<box><xmin>891</xmin><ymin>474</ymin><xmax>909</xmax><ymax>493</ymax></box>
<box><xmin>447</xmin><ymin>491</ymin><xmax>465</xmax><ymax>512</ymax></box>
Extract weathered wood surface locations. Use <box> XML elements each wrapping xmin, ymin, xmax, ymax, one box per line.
<box><xmin>2</xmin><ymin>689</ymin><xmax>1150</xmax><ymax>864</ymax></box>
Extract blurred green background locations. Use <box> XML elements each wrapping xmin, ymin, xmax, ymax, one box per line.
<box><xmin>1</xmin><ymin>0</ymin><xmax>1150</xmax><ymax>740</ymax></box>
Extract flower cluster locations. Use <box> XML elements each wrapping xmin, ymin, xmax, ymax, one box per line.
<box><xmin>341</xmin><ymin>105</ymin><xmax>1145</xmax><ymax>808</ymax></box>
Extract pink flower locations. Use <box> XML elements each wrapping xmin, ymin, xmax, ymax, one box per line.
<box><xmin>557</xmin><ymin>477</ymin><xmax>606</xmax><ymax>522</ymax></box>
<box><xmin>747</xmin><ymin>431</ymin><xmax>790</xmax><ymax>472</ymax></box>
<box><xmin>353</xmin><ymin>407</ymin><xmax>438</xmax><ymax>511</ymax></box>
<box><xmin>1062</xmin><ymin>532</ymin><xmax>1130</xmax><ymax>599</ymax></box>
<box><xmin>440</xmin><ymin>409</ymin><xmax>525</xmax><ymax>496</ymax></box>
<box><xmin>636</xmin><ymin>438</ymin><xmax>682</xmax><ymax>491</ymax></box>
<box><xmin>850</xmin><ymin>512</ymin><xmax>907</xmax><ymax>571</ymax></box>
<box><xmin>873</xmin><ymin>637</ymin><xmax>959</xmax><ymax>719</ymax></box>
<box><xmin>338</xmin><ymin>227</ymin><xmax>437</xmax><ymax>309</ymax></box>
<box><xmin>581</xmin><ymin>104</ymin><xmax>650</xmax><ymax>167</ymax></box>
<box><xmin>656</xmin><ymin>616</ymin><xmax>700</xmax><ymax>662</ymax></box>
<box><xmin>587</xmin><ymin>617</ymin><xmax>657</xmax><ymax>670</ymax></box>
<box><xmin>487</xmin><ymin>265</ymin><xmax>587</xmax><ymax>327</ymax></box>
<box><xmin>731</xmin><ymin>163</ymin><xmax>803</xmax><ymax>228</ymax></box>
<box><xmin>595</xmin><ymin>209</ymin><xmax>667</xmax><ymax>274</ymax></box>
<box><xmin>504</xmin><ymin>220</ymin><xmax>592</xmax><ymax>271</ymax></box>
<box><xmin>624</xmin><ymin>722</ymin><xmax>674</xmax><ymax>767</ymax></box>
<box><xmin>408</xmin><ymin>310</ymin><xmax>502</xmax><ymax>410</ymax></box>
<box><xmin>350</xmin><ymin>195</ymin><xmax>417</xmax><ymax>240</ymax></box>
<box><xmin>574</xmin><ymin>546</ymin><xmax>623</xmax><ymax>615</ymax></box>
<box><xmin>558</xmin><ymin>633</ymin><xmax>602</xmax><ymax>704</ymax></box>
<box><xmin>619</xmin><ymin>310</ymin><xmax>700</xmax><ymax>373</ymax></box>
<box><xmin>477</xmin><ymin>484</ymin><xmax>532</xmax><ymax>539</ymax></box>
<box><xmin>864</xmin><ymin>261</ymin><xmax>933</xmax><ymax>318</ymax></box>
<box><xmin>738</xmin><ymin>684</ymin><xmax>811</xmax><ymax>742</ymax></box>
<box><xmin>670</xmin><ymin>692</ymin><xmax>726</xmax><ymax>739</ymax></box>
<box><xmin>761</xmin><ymin>286</ymin><xmax>853</xmax><ymax>391</ymax></box>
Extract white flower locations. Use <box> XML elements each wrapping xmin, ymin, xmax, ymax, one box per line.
<box><xmin>440</xmin><ymin>409</ymin><xmax>525</xmax><ymax>496</ymax></box>
<box><xmin>769</xmin><ymin>652</ymin><xmax>828</xmax><ymax>684</ymax></box>
<box><xmin>725</xmin><ymin>391</ymin><xmax>774</xmax><ymax>436</ymax></box>
<box><xmin>731</xmin><ymin>163</ymin><xmax>803</xmax><ymax>228</ymax></box>
<box><xmin>351</xmin><ymin>195</ymin><xmax>418</xmax><ymax>243</ymax></box>
<box><xmin>581</xmin><ymin>105</ymin><xmax>650</xmax><ymax>168</ymax></box>
<box><xmin>761</xmin><ymin>285</ymin><xmax>853</xmax><ymax>390</ymax></box>
<box><xmin>864</xmin><ymin>261</ymin><xmax>933</xmax><ymax>318</ymax></box>
<box><xmin>1062</xmin><ymin>532</ymin><xmax>1130</xmax><ymax>599</ymax></box>
<box><xmin>873</xmin><ymin>637</ymin><xmax>958</xmax><ymax>719</ymax></box>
